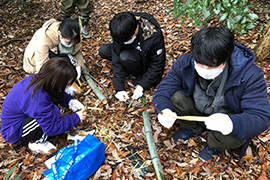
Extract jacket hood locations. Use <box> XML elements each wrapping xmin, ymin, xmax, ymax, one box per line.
<box><xmin>229</xmin><ymin>43</ymin><xmax>255</xmax><ymax>74</ymax></box>
<box><xmin>132</xmin><ymin>12</ymin><xmax>161</xmax><ymax>29</ymax></box>
<box><xmin>227</xmin><ymin>43</ymin><xmax>256</xmax><ymax>87</ymax></box>
<box><xmin>42</xmin><ymin>19</ymin><xmax>58</xmax><ymax>28</ymax></box>
<box><xmin>42</xmin><ymin>19</ymin><xmax>60</xmax><ymax>45</ymax></box>
<box><xmin>133</xmin><ymin>12</ymin><xmax>161</xmax><ymax>42</ymax></box>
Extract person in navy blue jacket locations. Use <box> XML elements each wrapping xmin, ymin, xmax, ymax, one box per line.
<box><xmin>152</xmin><ymin>26</ymin><xmax>270</xmax><ymax>161</ymax></box>
<box><xmin>1</xmin><ymin>57</ymin><xmax>86</xmax><ymax>153</ymax></box>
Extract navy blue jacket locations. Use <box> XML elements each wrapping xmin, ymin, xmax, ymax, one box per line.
<box><xmin>153</xmin><ymin>43</ymin><xmax>270</xmax><ymax>140</ymax></box>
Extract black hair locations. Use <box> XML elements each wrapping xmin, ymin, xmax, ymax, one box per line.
<box><xmin>109</xmin><ymin>12</ymin><xmax>137</xmax><ymax>43</ymax></box>
<box><xmin>191</xmin><ymin>26</ymin><xmax>235</xmax><ymax>67</ymax></box>
<box><xmin>58</xmin><ymin>19</ymin><xmax>81</xmax><ymax>44</ymax></box>
<box><xmin>26</xmin><ymin>57</ymin><xmax>77</xmax><ymax>104</ymax></box>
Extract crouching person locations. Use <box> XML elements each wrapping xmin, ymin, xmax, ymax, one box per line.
<box><xmin>99</xmin><ymin>12</ymin><xmax>166</xmax><ymax>102</ymax></box>
<box><xmin>152</xmin><ymin>26</ymin><xmax>270</xmax><ymax>161</ymax></box>
<box><xmin>1</xmin><ymin>57</ymin><xmax>86</xmax><ymax>153</ymax></box>
<box><xmin>23</xmin><ymin>18</ymin><xmax>84</xmax><ymax>95</ymax></box>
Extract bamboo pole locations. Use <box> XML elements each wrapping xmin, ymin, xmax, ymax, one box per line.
<box><xmin>81</xmin><ymin>65</ymin><xmax>107</xmax><ymax>104</ymax></box>
<box><xmin>143</xmin><ymin>111</ymin><xmax>166</xmax><ymax>180</ymax></box>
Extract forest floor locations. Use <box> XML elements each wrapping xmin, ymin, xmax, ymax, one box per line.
<box><xmin>1</xmin><ymin>0</ymin><xmax>270</xmax><ymax>179</ymax></box>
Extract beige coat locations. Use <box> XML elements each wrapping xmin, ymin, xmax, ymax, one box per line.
<box><xmin>23</xmin><ymin>19</ymin><xmax>84</xmax><ymax>74</ymax></box>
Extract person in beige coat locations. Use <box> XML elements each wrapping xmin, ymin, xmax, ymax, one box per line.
<box><xmin>23</xmin><ymin>18</ymin><xmax>84</xmax><ymax>75</ymax></box>
<box><xmin>23</xmin><ymin>18</ymin><xmax>84</xmax><ymax>95</ymax></box>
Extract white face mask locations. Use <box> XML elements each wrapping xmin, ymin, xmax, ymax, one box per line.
<box><xmin>61</xmin><ymin>41</ymin><xmax>74</xmax><ymax>48</ymax></box>
<box><xmin>124</xmin><ymin>35</ymin><xmax>136</xmax><ymax>44</ymax></box>
<box><xmin>59</xmin><ymin>34</ymin><xmax>74</xmax><ymax>48</ymax></box>
<box><xmin>194</xmin><ymin>62</ymin><xmax>225</xmax><ymax>80</ymax></box>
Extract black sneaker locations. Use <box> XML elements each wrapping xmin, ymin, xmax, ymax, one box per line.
<box><xmin>171</xmin><ymin>128</ymin><xmax>193</xmax><ymax>142</ymax></box>
<box><xmin>199</xmin><ymin>144</ymin><xmax>220</xmax><ymax>162</ymax></box>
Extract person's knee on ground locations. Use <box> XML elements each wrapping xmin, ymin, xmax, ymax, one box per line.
<box><xmin>99</xmin><ymin>43</ymin><xmax>112</xmax><ymax>60</ymax></box>
<box><xmin>119</xmin><ymin>49</ymin><xmax>142</xmax><ymax>71</ymax></box>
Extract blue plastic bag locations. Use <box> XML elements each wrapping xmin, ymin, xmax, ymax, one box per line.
<box><xmin>43</xmin><ymin>134</ymin><xmax>105</xmax><ymax>180</ymax></box>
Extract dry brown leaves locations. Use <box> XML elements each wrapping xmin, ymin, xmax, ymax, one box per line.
<box><xmin>0</xmin><ymin>0</ymin><xmax>270</xmax><ymax>179</ymax></box>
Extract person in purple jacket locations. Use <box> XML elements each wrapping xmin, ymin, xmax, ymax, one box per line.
<box><xmin>152</xmin><ymin>26</ymin><xmax>270</xmax><ymax>161</ymax></box>
<box><xmin>1</xmin><ymin>57</ymin><xmax>86</xmax><ymax>153</ymax></box>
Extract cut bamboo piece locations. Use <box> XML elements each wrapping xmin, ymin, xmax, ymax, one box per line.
<box><xmin>82</xmin><ymin>65</ymin><xmax>107</xmax><ymax>104</ymax></box>
<box><xmin>172</xmin><ymin>115</ymin><xmax>206</xmax><ymax>122</ymax></box>
<box><xmin>87</xmin><ymin>107</ymin><xmax>101</xmax><ymax>110</ymax></box>
<box><xmin>143</xmin><ymin>111</ymin><xmax>166</xmax><ymax>180</ymax></box>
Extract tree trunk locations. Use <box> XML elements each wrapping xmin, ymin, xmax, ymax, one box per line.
<box><xmin>254</xmin><ymin>19</ymin><xmax>270</xmax><ymax>62</ymax></box>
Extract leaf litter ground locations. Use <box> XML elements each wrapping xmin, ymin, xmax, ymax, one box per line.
<box><xmin>0</xmin><ymin>0</ymin><xmax>270</xmax><ymax>179</ymax></box>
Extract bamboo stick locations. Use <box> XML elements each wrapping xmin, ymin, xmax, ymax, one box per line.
<box><xmin>154</xmin><ymin>107</ymin><xmax>206</xmax><ymax>122</ymax></box>
<box><xmin>171</xmin><ymin>115</ymin><xmax>206</xmax><ymax>122</ymax></box>
<box><xmin>128</xmin><ymin>98</ymin><xmax>135</xmax><ymax>108</ymax></box>
<box><xmin>81</xmin><ymin>65</ymin><xmax>107</xmax><ymax>104</ymax></box>
<box><xmin>143</xmin><ymin>111</ymin><xmax>166</xmax><ymax>180</ymax></box>
<box><xmin>87</xmin><ymin>107</ymin><xmax>101</xmax><ymax>110</ymax></box>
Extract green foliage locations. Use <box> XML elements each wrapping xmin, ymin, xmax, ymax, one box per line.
<box><xmin>168</xmin><ymin>0</ymin><xmax>259</xmax><ymax>35</ymax></box>
<box><xmin>140</xmin><ymin>97</ymin><xmax>151</xmax><ymax>106</ymax></box>
<box><xmin>4</xmin><ymin>163</ymin><xmax>21</xmax><ymax>180</ymax></box>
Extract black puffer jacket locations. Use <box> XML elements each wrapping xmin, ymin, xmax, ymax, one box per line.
<box><xmin>111</xmin><ymin>12</ymin><xmax>166</xmax><ymax>92</ymax></box>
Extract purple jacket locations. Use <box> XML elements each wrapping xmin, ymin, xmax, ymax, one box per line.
<box><xmin>1</xmin><ymin>75</ymin><xmax>80</xmax><ymax>143</ymax></box>
<box><xmin>153</xmin><ymin>43</ymin><xmax>270</xmax><ymax>139</ymax></box>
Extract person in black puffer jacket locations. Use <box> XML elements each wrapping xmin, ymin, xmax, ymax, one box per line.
<box><xmin>99</xmin><ymin>12</ymin><xmax>166</xmax><ymax>102</ymax></box>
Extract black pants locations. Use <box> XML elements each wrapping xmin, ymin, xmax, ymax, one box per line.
<box><xmin>99</xmin><ymin>43</ymin><xmax>143</xmax><ymax>74</ymax></box>
<box><xmin>171</xmin><ymin>90</ymin><xmax>246</xmax><ymax>152</ymax></box>
<box><xmin>15</xmin><ymin>117</ymin><xmax>47</xmax><ymax>145</ymax></box>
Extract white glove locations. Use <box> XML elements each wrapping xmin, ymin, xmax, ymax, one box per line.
<box><xmin>132</xmin><ymin>85</ymin><xmax>143</xmax><ymax>100</ymax></box>
<box><xmin>68</xmin><ymin>99</ymin><xmax>84</xmax><ymax>112</ymax></box>
<box><xmin>157</xmin><ymin>108</ymin><xmax>177</xmax><ymax>128</ymax></box>
<box><xmin>76</xmin><ymin>66</ymin><xmax>81</xmax><ymax>79</ymax></box>
<box><xmin>65</xmin><ymin>85</ymin><xmax>77</xmax><ymax>96</ymax></box>
<box><xmin>115</xmin><ymin>91</ymin><xmax>129</xmax><ymax>102</ymax></box>
<box><xmin>204</xmin><ymin>113</ymin><xmax>233</xmax><ymax>135</ymax></box>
